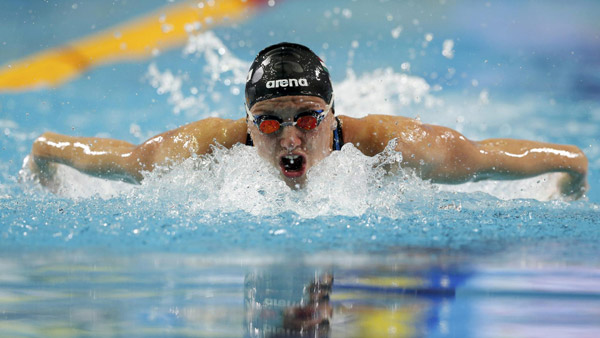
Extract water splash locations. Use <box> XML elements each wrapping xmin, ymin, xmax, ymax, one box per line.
<box><xmin>438</xmin><ymin>173</ymin><xmax>566</xmax><ymax>201</ymax></box>
<box><xmin>18</xmin><ymin>139</ymin><xmax>436</xmax><ymax>219</ymax></box>
<box><xmin>128</xmin><ymin>141</ymin><xmax>430</xmax><ymax>219</ymax></box>
<box><xmin>146</xmin><ymin>31</ymin><xmax>249</xmax><ymax>116</ymax></box>
<box><xmin>183</xmin><ymin>31</ymin><xmax>248</xmax><ymax>88</ymax></box>
<box><xmin>335</xmin><ymin>68</ymin><xmax>441</xmax><ymax>118</ymax></box>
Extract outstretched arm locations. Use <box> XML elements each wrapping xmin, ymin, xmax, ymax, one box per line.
<box><xmin>471</xmin><ymin>138</ymin><xmax>587</xmax><ymax>198</ymax></box>
<box><xmin>29</xmin><ymin>118</ymin><xmax>247</xmax><ymax>185</ymax></box>
<box><xmin>342</xmin><ymin>115</ymin><xmax>588</xmax><ymax>198</ymax></box>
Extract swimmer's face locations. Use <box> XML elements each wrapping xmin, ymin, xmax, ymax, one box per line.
<box><xmin>248</xmin><ymin>95</ymin><xmax>336</xmax><ymax>188</ymax></box>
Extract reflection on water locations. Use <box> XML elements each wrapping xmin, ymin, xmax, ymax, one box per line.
<box><xmin>245</xmin><ymin>269</ymin><xmax>333</xmax><ymax>337</ymax></box>
<box><xmin>2</xmin><ymin>250</ymin><xmax>600</xmax><ymax>337</ymax></box>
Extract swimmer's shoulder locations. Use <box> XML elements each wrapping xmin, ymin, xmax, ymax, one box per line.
<box><xmin>338</xmin><ymin>114</ymin><xmax>416</xmax><ymax>129</ymax></box>
<box><xmin>338</xmin><ymin>114</ymin><xmax>419</xmax><ymax>156</ymax></box>
<box><xmin>172</xmin><ymin>117</ymin><xmax>247</xmax><ymax>148</ymax></box>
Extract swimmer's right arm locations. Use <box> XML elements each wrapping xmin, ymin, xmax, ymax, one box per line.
<box><xmin>29</xmin><ymin>118</ymin><xmax>248</xmax><ymax>186</ymax></box>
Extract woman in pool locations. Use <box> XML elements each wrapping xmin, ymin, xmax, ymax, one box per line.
<box><xmin>28</xmin><ymin>42</ymin><xmax>588</xmax><ymax>198</ymax></box>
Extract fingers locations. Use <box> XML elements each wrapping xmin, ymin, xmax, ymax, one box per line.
<box><xmin>558</xmin><ymin>172</ymin><xmax>587</xmax><ymax>200</ymax></box>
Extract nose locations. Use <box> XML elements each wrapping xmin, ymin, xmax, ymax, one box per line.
<box><xmin>279</xmin><ymin>125</ymin><xmax>303</xmax><ymax>151</ymax></box>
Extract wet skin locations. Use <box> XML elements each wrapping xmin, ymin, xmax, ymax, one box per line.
<box><xmin>247</xmin><ymin>95</ymin><xmax>337</xmax><ymax>188</ymax></box>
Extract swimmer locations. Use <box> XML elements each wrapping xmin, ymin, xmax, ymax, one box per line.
<box><xmin>27</xmin><ymin>42</ymin><xmax>589</xmax><ymax>199</ymax></box>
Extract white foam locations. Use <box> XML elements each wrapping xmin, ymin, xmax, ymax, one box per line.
<box><xmin>19</xmin><ymin>159</ymin><xmax>134</xmax><ymax>199</ymax></box>
<box><xmin>436</xmin><ymin>173</ymin><xmax>565</xmax><ymax>201</ymax></box>
<box><xmin>126</xmin><ymin>142</ymin><xmax>424</xmax><ymax>218</ymax></box>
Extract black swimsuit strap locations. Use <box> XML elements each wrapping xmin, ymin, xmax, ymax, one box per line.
<box><xmin>332</xmin><ymin>116</ymin><xmax>343</xmax><ymax>151</ymax></box>
<box><xmin>245</xmin><ymin>118</ymin><xmax>344</xmax><ymax>150</ymax></box>
<box><xmin>245</xmin><ymin>131</ymin><xmax>254</xmax><ymax>146</ymax></box>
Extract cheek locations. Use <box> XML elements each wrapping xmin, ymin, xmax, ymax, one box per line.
<box><xmin>305</xmin><ymin>131</ymin><xmax>331</xmax><ymax>156</ymax></box>
<box><xmin>251</xmin><ymin>133</ymin><xmax>277</xmax><ymax>158</ymax></box>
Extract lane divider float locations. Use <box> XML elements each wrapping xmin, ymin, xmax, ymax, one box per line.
<box><xmin>0</xmin><ymin>0</ymin><xmax>267</xmax><ymax>92</ymax></box>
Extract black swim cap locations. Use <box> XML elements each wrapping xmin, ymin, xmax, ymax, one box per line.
<box><xmin>245</xmin><ymin>42</ymin><xmax>333</xmax><ymax>109</ymax></box>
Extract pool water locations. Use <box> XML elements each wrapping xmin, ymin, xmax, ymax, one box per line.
<box><xmin>1</xmin><ymin>0</ymin><xmax>600</xmax><ymax>337</ymax></box>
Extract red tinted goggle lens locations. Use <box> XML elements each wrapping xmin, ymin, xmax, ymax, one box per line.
<box><xmin>258</xmin><ymin>119</ymin><xmax>281</xmax><ymax>134</ymax></box>
<box><xmin>258</xmin><ymin>115</ymin><xmax>319</xmax><ymax>134</ymax></box>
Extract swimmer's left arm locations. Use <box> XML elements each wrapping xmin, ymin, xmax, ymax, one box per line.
<box><xmin>472</xmin><ymin>138</ymin><xmax>588</xmax><ymax>198</ymax></box>
<box><xmin>343</xmin><ymin>115</ymin><xmax>588</xmax><ymax>199</ymax></box>
<box><xmin>398</xmin><ymin>123</ymin><xmax>589</xmax><ymax>199</ymax></box>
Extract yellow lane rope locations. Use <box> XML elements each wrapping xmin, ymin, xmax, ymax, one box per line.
<box><xmin>0</xmin><ymin>0</ymin><xmax>263</xmax><ymax>92</ymax></box>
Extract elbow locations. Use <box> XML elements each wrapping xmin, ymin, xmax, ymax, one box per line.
<box><xmin>31</xmin><ymin>132</ymin><xmax>53</xmax><ymax>160</ymax></box>
<box><xmin>433</xmin><ymin>147</ymin><xmax>482</xmax><ymax>183</ymax></box>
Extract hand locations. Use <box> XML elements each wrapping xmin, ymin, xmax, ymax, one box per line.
<box><xmin>21</xmin><ymin>154</ymin><xmax>60</xmax><ymax>192</ymax></box>
<box><xmin>557</xmin><ymin>171</ymin><xmax>587</xmax><ymax>200</ymax></box>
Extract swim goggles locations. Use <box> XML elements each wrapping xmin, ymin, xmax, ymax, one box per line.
<box><xmin>246</xmin><ymin>96</ymin><xmax>334</xmax><ymax>134</ymax></box>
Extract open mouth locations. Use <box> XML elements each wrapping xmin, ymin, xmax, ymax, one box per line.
<box><xmin>280</xmin><ymin>154</ymin><xmax>306</xmax><ymax>178</ymax></box>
